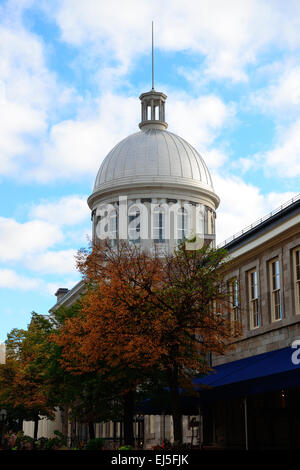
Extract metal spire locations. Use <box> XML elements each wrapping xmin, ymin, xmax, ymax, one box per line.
<box><xmin>152</xmin><ymin>21</ymin><xmax>154</xmax><ymax>90</ymax></box>
<box><xmin>138</xmin><ymin>22</ymin><xmax>168</xmax><ymax>130</ymax></box>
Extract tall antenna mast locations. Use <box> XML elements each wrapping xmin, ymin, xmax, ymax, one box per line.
<box><xmin>152</xmin><ymin>21</ymin><xmax>154</xmax><ymax>90</ymax></box>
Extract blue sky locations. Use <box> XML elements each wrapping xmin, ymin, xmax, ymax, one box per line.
<box><xmin>0</xmin><ymin>0</ymin><xmax>299</xmax><ymax>341</ymax></box>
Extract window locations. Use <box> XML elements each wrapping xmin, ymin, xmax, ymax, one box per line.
<box><xmin>269</xmin><ymin>258</ymin><xmax>282</xmax><ymax>321</ymax></box>
<box><xmin>197</xmin><ymin>205</ymin><xmax>204</xmax><ymax>235</ymax></box>
<box><xmin>206</xmin><ymin>208</ymin><xmax>214</xmax><ymax>235</ymax></box>
<box><xmin>153</xmin><ymin>208</ymin><xmax>165</xmax><ymax>243</ymax></box>
<box><xmin>228</xmin><ymin>278</ymin><xmax>239</xmax><ymax>331</ymax></box>
<box><xmin>210</xmin><ymin>210</ymin><xmax>216</xmax><ymax>235</ymax></box>
<box><xmin>177</xmin><ymin>207</ymin><xmax>188</xmax><ymax>241</ymax></box>
<box><xmin>204</xmin><ymin>206</ymin><xmax>209</xmax><ymax>235</ymax></box>
<box><xmin>109</xmin><ymin>209</ymin><xmax>118</xmax><ymax>245</ymax></box>
<box><xmin>293</xmin><ymin>247</ymin><xmax>300</xmax><ymax>315</ymax></box>
<box><xmin>248</xmin><ymin>269</ymin><xmax>260</xmax><ymax>329</ymax></box>
<box><xmin>128</xmin><ymin>206</ymin><xmax>141</xmax><ymax>244</ymax></box>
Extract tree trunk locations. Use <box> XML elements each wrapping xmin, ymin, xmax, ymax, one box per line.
<box><xmin>88</xmin><ymin>421</ymin><xmax>95</xmax><ymax>440</ymax></box>
<box><xmin>61</xmin><ymin>407</ymin><xmax>69</xmax><ymax>442</ymax></box>
<box><xmin>33</xmin><ymin>416</ymin><xmax>39</xmax><ymax>440</ymax></box>
<box><xmin>123</xmin><ymin>390</ymin><xmax>135</xmax><ymax>447</ymax></box>
<box><xmin>167</xmin><ymin>367</ymin><xmax>183</xmax><ymax>444</ymax></box>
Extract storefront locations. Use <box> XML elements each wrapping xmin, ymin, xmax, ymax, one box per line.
<box><xmin>197</xmin><ymin>346</ymin><xmax>300</xmax><ymax>449</ymax></box>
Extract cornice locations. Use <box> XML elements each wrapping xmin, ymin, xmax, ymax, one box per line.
<box><xmin>88</xmin><ymin>180</ymin><xmax>220</xmax><ymax>210</ymax></box>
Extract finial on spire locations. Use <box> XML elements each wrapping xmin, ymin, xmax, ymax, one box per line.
<box><xmin>152</xmin><ymin>21</ymin><xmax>154</xmax><ymax>90</ymax></box>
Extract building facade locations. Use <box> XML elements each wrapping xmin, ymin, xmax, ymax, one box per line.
<box><xmin>216</xmin><ymin>195</ymin><xmax>300</xmax><ymax>366</ymax></box>
<box><xmin>200</xmin><ymin>194</ymin><xmax>300</xmax><ymax>449</ymax></box>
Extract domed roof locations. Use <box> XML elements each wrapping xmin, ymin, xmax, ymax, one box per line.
<box><xmin>89</xmin><ymin>88</ymin><xmax>219</xmax><ymax>209</ymax></box>
<box><xmin>93</xmin><ymin>128</ymin><xmax>214</xmax><ymax>193</ymax></box>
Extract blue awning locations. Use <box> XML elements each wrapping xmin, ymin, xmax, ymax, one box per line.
<box><xmin>194</xmin><ymin>346</ymin><xmax>300</xmax><ymax>400</ymax></box>
<box><xmin>136</xmin><ymin>347</ymin><xmax>300</xmax><ymax>413</ymax></box>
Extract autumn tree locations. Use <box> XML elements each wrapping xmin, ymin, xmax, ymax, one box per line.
<box><xmin>54</xmin><ymin>244</ymin><xmax>166</xmax><ymax>445</ymax></box>
<box><xmin>152</xmin><ymin>242</ymin><xmax>241</xmax><ymax>442</ymax></box>
<box><xmin>0</xmin><ymin>317</ymin><xmax>56</xmax><ymax>439</ymax></box>
<box><xmin>50</xmin><ymin>302</ymin><xmax>132</xmax><ymax>441</ymax></box>
<box><xmin>54</xmin><ymin>240</ymin><xmax>240</xmax><ymax>444</ymax></box>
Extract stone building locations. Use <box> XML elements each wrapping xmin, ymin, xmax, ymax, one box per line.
<box><xmin>198</xmin><ymin>194</ymin><xmax>300</xmax><ymax>449</ymax></box>
<box><xmin>215</xmin><ymin>194</ymin><xmax>300</xmax><ymax>366</ymax></box>
<box><xmin>23</xmin><ymin>83</ymin><xmax>300</xmax><ymax>449</ymax></box>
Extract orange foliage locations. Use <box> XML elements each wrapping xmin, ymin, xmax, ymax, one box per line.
<box><xmin>54</xmin><ymin>241</ymin><xmax>239</xmax><ymax>389</ymax></box>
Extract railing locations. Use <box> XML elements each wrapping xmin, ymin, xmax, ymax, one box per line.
<box><xmin>217</xmin><ymin>194</ymin><xmax>300</xmax><ymax>248</ymax></box>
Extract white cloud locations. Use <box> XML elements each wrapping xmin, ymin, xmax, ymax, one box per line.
<box><xmin>203</xmin><ymin>149</ymin><xmax>229</xmax><ymax>171</ymax></box>
<box><xmin>214</xmin><ymin>173</ymin><xmax>297</xmax><ymax>244</ymax></box>
<box><xmin>46</xmin><ymin>0</ymin><xmax>300</xmax><ymax>83</ymax></box>
<box><xmin>27</xmin><ymin>249</ymin><xmax>77</xmax><ymax>275</ymax></box>
<box><xmin>0</xmin><ymin>23</ymin><xmax>52</xmax><ymax>176</ymax></box>
<box><xmin>29</xmin><ymin>195</ymin><xmax>90</xmax><ymax>226</ymax></box>
<box><xmin>251</xmin><ymin>65</ymin><xmax>300</xmax><ymax>115</ymax></box>
<box><xmin>0</xmin><ymin>195</ymin><xmax>91</xmax><ymax>279</ymax></box>
<box><xmin>28</xmin><ymin>93</ymin><xmax>138</xmax><ymax>182</ymax></box>
<box><xmin>0</xmin><ymin>100</ymin><xmax>45</xmax><ymax>174</ymax></box>
<box><xmin>0</xmin><ymin>7</ymin><xmax>80</xmax><ymax>179</ymax></box>
<box><xmin>168</xmin><ymin>94</ymin><xmax>234</xmax><ymax>149</ymax></box>
<box><xmin>242</xmin><ymin>64</ymin><xmax>300</xmax><ymax>178</ymax></box>
<box><xmin>263</xmin><ymin>119</ymin><xmax>300</xmax><ymax>178</ymax></box>
<box><xmin>0</xmin><ymin>217</ymin><xmax>63</xmax><ymax>262</ymax></box>
<box><xmin>0</xmin><ymin>269</ymin><xmax>41</xmax><ymax>290</ymax></box>
<box><xmin>0</xmin><ymin>268</ymin><xmax>80</xmax><ymax>294</ymax></box>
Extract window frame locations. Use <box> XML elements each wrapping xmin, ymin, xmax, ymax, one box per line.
<box><xmin>153</xmin><ymin>208</ymin><xmax>166</xmax><ymax>243</ymax></box>
<box><xmin>177</xmin><ymin>206</ymin><xmax>188</xmax><ymax>241</ymax></box>
<box><xmin>128</xmin><ymin>206</ymin><xmax>141</xmax><ymax>244</ymax></box>
<box><xmin>269</xmin><ymin>257</ymin><xmax>282</xmax><ymax>322</ymax></box>
<box><xmin>248</xmin><ymin>268</ymin><xmax>260</xmax><ymax>330</ymax></box>
<box><xmin>228</xmin><ymin>277</ymin><xmax>240</xmax><ymax>332</ymax></box>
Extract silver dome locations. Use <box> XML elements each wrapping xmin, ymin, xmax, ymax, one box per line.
<box><xmin>93</xmin><ymin>128</ymin><xmax>214</xmax><ymax>193</ymax></box>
